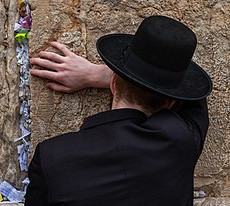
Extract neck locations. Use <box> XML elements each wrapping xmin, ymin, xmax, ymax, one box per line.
<box><xmin>111</xmin><ymin>99</ymin><xmax>152</xmax><ymax>117</ymax></box>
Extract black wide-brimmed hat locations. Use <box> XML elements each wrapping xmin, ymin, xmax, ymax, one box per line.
<box><xmin>96</xmin><ymin>16</ymin><xmax>212</xmax><ymax>100</ymax></box>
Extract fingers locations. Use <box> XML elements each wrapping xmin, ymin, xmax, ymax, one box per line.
<box><xmin>30</xmin><ymin>69</ymin><xmax>60</xmax><ymax>82</ymax></box>
<box><xmin>50</xmin><ymin>42</ymin><xmax>73</xmax><ymax>56</ymax></box>
<box><xmin>30</xmin><ymin>42</ymin><xmax>72</xmax><ymax>72</ymax></box>
<box><xmin>30</xmin><ymin>58</ymin><xmax>62</xmax><ymax>71</ymax></box>
<box><xmin>47</xmin><ymin>82</ymin><xmax>72</xmax><ymax>93</ymax></box>
<box><xmin>39</xmin><ymin>51</ymin><xmax>65</xmax><ymax>63</ymax></box>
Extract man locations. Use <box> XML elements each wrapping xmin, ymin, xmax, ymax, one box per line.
<box><xmin>25</xmin><ymin>16</ymin><xmax>212</xmax><ymax>206</ymax></box>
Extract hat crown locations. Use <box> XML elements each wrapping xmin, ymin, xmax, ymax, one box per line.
<box><xmin>96</xmin><ymin>15</ymin><xmax>212</xmax><ymax>100</ymax></box>
<box><xmin>130</xmin><ymin>16</ymin><xmax>197</xmax><ymax>72</ymax></box>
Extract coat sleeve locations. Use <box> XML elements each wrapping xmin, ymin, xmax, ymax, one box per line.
<box><xmin>25</xmin><ymin>143</ymin><xmax>49</xmax><ymax>206</ymax></box>
<box><xmin>177</xmin><ymin>98</ymin><xmax>209</xmax><ymax>156</ymax></box>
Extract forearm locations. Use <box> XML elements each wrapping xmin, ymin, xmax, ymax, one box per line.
<box><xmin>178</xmin><ymin>98</ymin><xmax>209</xmax><ymax>140</ymax></box>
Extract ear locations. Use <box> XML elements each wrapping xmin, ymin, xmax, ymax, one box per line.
<box><xmin>165</xmin><ymin>100</ymin><xmax>176</xmax><ymax>110</ymax></box>
<box><xmin>110</xmin><ymin>74</ymin><xmax>117</xmax><ymax>95</ymax></box>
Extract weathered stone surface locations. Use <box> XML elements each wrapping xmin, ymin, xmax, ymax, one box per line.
<box><xmin>194</xmin><ymin>198</ymin><xmax>230</xmax><ymax>206</ymax></box>
<box><xmin>193</xmin><ymin>0</ymin><xmax>230</xmax><ymax>197</ymax></box>
<box><xmin>0</xmin><ymin>1</ymin><xmax>26</xmax><ymax>189</ymax></box>
<box><xmin>29</xmin><ymin>0</ymin><xmax>112</xmax><ymax>147</ymax></box>
<box><xmin>25</xmin><ymin>0</ymin><xmax>230</xmax><ymax>198</ymax></box>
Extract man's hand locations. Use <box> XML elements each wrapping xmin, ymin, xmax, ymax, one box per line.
<box><xmin>30</xmin><ymin>42</ymin><xmax>112</xmax><ymax>93</ymax></box>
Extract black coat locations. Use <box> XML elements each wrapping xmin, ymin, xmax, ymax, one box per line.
<box><xmin>25</xmin><ymin>99</ymin><xmax>209</xmax><ymax>206</ymax></box>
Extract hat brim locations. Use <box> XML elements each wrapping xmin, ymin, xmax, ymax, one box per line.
<box><xmin>96</xmin><ymin>34</ymin><xmax>212</xmax><ymax>101</ymax></box>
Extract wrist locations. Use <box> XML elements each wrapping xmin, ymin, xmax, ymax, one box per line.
<box><xmin>89</xmin><ymin>64</ymin><xmax>112</xmax><ymax>89</ymax></box>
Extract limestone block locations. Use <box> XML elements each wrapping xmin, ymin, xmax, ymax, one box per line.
<box><xmin>194</xmin><ymin>198</ymin><xmax>230</xmax><ymax>206</ymax></box>
<box><xmin>29</xmin><ymin>0</ymin><xmax>230</xmax><ymax>197</ymax></box>
<box><xmin>193</xmin><ymin>1</ymin><xmax>230</xmax><ymax>197</ymax></box>
<box><xmin>29</xmin><ymin>0</ymin><xmax>111</xmax><ymax>147</ymax></box>
<box><xmin>0</xmin><ymin>0</ymin><xmax>26</xmax><ymax>188</ymax></box>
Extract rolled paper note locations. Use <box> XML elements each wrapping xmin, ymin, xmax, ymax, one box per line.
<box><xmin>20</xmin><ymin>16</ymin><xmax>32</xmax><ymax>30</ymax></box>
<box><xmin>15</xmin><ymin>32</ymin><xmax>29</xmax><ymax>43</ymax></box>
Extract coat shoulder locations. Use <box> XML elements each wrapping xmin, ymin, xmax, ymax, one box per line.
<box><xmin>41</xmin><ymin>131</ymin><xmax>79</xmax><ymax>147</ymax></box>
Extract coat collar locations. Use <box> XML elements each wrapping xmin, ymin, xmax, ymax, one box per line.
<box><xmin>81</xmin><ymin>109</ymin><xmax>147</xmax><ymax>130</ymax></box>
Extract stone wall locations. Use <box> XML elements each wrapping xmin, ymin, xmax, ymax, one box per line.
<box><xmin>0</xmin><ymin>0</ymin><xmax>229</xmax><ymax>202</ymax></box>
<box><xmin>0</xmin><ymin>0</ymin><xmax>26</xmax><ymax>189</ymax></box>
<box><xmin>29</xmin><ymin>0</ymin><xmax>230</xmax><ymax>197</ymax></box>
